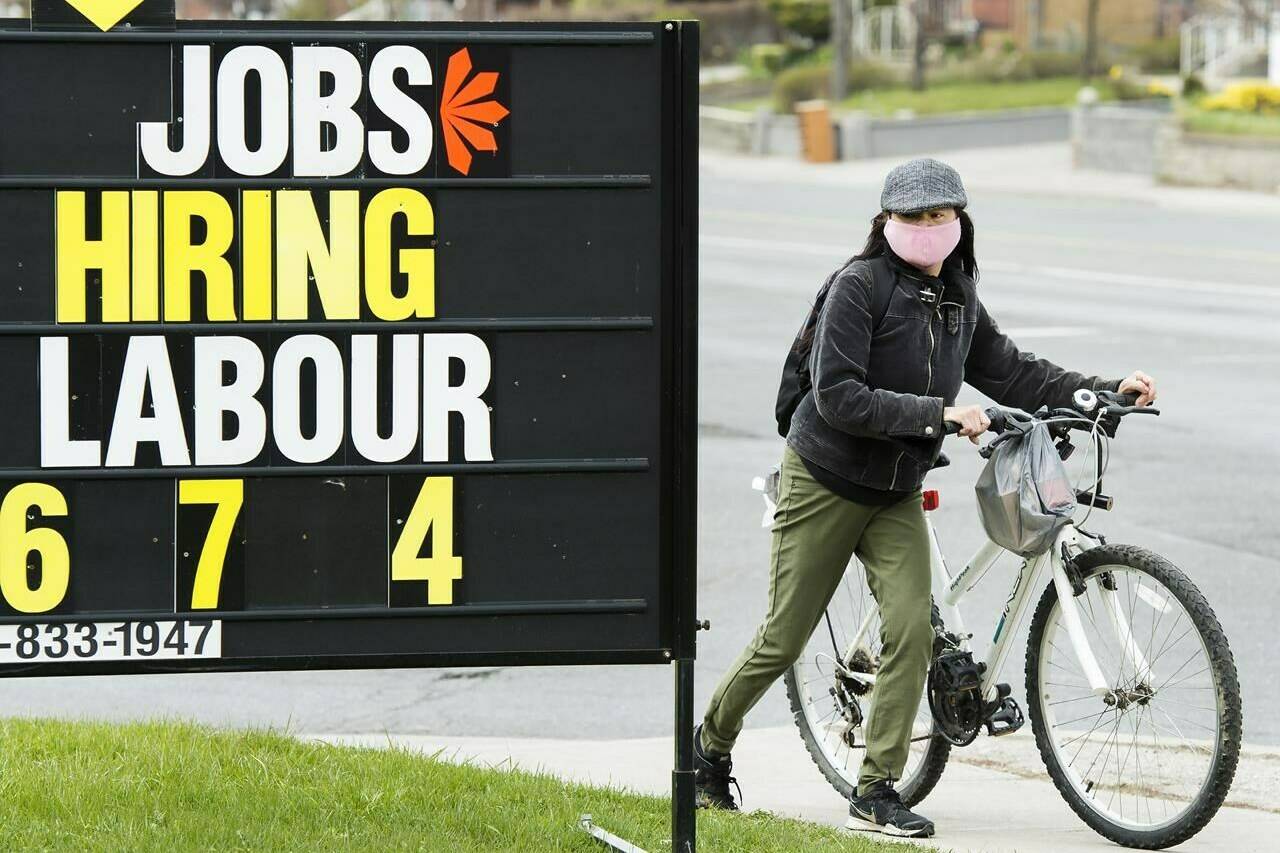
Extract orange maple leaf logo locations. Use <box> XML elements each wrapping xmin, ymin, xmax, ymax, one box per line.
<box><xmin>439</xmin><ymin>47</ymin><xmax>510</xmax><ymax>176</ymax></box>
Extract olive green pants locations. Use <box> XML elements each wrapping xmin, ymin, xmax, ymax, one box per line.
<box><xmin>700</xmin><ymin>444</ymin><xmax>935</xmax><ymax>795</ymax></box>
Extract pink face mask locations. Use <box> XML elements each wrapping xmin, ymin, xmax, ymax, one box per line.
<box><xmin>883</xmin><ymin>216</ymin><xmax>962</xmax><ymax>269</ymax></box>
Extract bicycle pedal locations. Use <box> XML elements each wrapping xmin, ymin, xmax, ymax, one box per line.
<box><xmin>984</xmin><ymin>695</ymin><xmax>1025</xmax><ymax>737</ymax></box>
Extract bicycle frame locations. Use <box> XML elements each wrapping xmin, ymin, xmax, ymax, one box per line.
<box><xmin>840</xmin><ymin>515</ymin><xmax>1142</xmax><ymax>705</ymax></box>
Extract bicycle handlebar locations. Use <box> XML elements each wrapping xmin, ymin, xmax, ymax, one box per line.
<box><xmin>943</xmin><ymin>390</ymin><xmax>1160</xmax><ymax>456</ymax></box>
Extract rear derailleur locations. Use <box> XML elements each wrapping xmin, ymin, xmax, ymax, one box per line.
<box><xmin>829</xmin><ymin>647</ymin><xmax>877</xmax><ymax>748</ymax></box>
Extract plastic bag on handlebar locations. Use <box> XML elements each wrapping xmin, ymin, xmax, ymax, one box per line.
<box><xmin>974</xmin><ymin>420</ymin><xmax>1077</xmax><ymax>559</ymax></box>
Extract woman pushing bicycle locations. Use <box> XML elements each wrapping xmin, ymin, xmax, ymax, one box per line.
<box><xmin>692</xmin><ymin>157</ymin><xmax>1158</xmax><ymax>838</ymax></box>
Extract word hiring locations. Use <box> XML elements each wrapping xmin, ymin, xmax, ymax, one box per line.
<box><xmin>56</xmin><ymin>189</ymin><xmax>434</xmax><ymax>324</ymax></box>
<box><xmin>141</xmin><ymin>45</ymin><xmax>435</xmax><ymax>177</ymax></box>
<box><xmin>39</xmin><ymin>333</ymin><xmax>492</xmax><ymax>468</ymax></box>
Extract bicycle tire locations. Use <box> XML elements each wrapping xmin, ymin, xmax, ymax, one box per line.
<box><xmin>1024</xmin><ymin>543</ymin><xmax>1241</xmax><ymax>849</ymax></box>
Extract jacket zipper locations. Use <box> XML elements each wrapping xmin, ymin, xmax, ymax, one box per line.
<box><xmin>890</xmin><ymin>303</ymin><xmax>940</xmax><ymax>490</ymax></box>
<box><xmin>926</xmin><ymin>302</ymin><xmax>939</xmax><ymax>395</ymax></box>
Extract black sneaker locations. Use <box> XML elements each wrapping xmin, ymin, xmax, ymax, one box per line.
<box><xmin>845</xmin><ymin>784</ymin><xmax>935</xmax><ymax>838</ymax></box>
<box><xmin>693</xmin><ymin>723</ymin><xmax>741</xmax><ymax>811</ymax></box>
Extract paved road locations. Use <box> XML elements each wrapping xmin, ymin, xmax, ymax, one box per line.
<box><xmin>2</xmin><ymin>144</ymin><xmax>1277</xmax><ymax>757</ymax></box>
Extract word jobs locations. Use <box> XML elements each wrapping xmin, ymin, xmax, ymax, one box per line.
<box><xmin>140</xmin><ymin>45</ymin><xmax>435</xmax><ymax>177</ymax></box>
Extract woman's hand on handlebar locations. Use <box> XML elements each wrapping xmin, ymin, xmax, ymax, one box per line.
<box><xmin>1116</xmin><ymin>370</ymin><xmax>1158</xmax><ymax>407</ymax></box>
<box><xmin>943</xmin><ymin>404</ymin><xmax>991</xmax><ymax>445</ymax></box>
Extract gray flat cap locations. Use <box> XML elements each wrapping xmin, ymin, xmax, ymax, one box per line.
<box><xmin>880</xmin><ymin>157</ymin><xmax>968</xmax><ymax>214</ymax></box>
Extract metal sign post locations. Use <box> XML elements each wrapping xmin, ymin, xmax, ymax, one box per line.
<box><xmin>0</xmin><ymin>6</ymin><xmax>698</xmax><ymax>849</ymax></box>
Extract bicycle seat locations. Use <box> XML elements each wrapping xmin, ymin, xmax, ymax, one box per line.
<box><xmin>930</xmin><ymin>451</ymin><xmax>951</xmax><ymax>470</ymax></box>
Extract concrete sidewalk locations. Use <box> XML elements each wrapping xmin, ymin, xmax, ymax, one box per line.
<box><xmin>305</xmin><ymin>725</ymin><xmax>1280</xmax><ymax>852</ymax></box>
<box><xmin>701</xmin><ymin>143</ymin><xmax>1280</xmax><ymax>215</ymax></box>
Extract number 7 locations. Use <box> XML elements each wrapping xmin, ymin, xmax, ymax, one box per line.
<box><xmin>178</xmin><ymin>479</ymin><xmax>244</xmax><ymax>610</ymax></box>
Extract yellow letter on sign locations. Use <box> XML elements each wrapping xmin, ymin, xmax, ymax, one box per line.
<box><xmin>0</xmin><ymin>484</ymin><xmax>70</xmax><ymax>614</ymax></box>
<box><xmin>179</xmin><ymin>479</ymin><xmax>244</xmax><ymax>609</ymax></box>
<box><xmin>56</xmin><ymin>190</ymin><xmax>131</xmax><ymax>323</ymax></box>
<box><xmin>392</xmin><ymin>477</ymin><xmax>463</xmax><ymax>605</ymax></box>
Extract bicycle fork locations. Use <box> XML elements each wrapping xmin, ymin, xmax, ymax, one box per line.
<box><xmin>1050</xmin><ymin>526</ymin><xmax>1151</xmax><ymax>694</ymax></box>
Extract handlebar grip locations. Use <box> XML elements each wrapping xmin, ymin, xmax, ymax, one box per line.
<box><xmin>985</xmin><ymin>406</ymin><xmax>1007</xmax><ymax>433</ymax></box>
<box><xmin>942</xmin><ymin>406</ymin><xmax>1006</xmax><ymax>436</ymax></box>
<box><xmin>1099</xmin><ymin>389</ymin><xmax>1142</xmax><ymax>408</ymax></box>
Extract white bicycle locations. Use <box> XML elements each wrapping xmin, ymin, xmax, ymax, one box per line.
<box><xmin>762</xmin><ymin>389</ymin><xmax>1240</xmax><ymax>849</ymax></box>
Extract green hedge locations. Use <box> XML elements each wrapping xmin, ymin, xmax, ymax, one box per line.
<box><xmin>932</xmin><ymin>50</ymin><xmax>1085</xmax><ymax>84</ymax></box>
<box><xmin>772</xmin><ymin>60</ymin><xmax>897</xmax><ymax>113</ymax></box>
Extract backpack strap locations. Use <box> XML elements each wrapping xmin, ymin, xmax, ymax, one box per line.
<box><xmin>807</xmin><ymin>257</ymin><xmax>895</xmax><ymax>359</ymax></box>
<box><xmin>865</xmin><ymin>255</ymin><xmax>896</xmax><ymax>332</ymax></box>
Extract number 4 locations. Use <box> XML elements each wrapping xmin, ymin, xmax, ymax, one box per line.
<box><xmin>178</xmin><ymin>479</ymin><xmax>243</xmax><ymax>610</ymax></box>
<box><xmin>392</xmin><ymin>477</ymin><xmax>463</xmax><ymax>605</ymax></box>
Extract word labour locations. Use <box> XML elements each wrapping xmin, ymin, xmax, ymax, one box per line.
<box><xmin>39</xmin><ymin>333</ymin><xmax>494</xmax><ymax>468</ymax></box>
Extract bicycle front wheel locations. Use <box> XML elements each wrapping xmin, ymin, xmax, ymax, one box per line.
<box><xmin>1025</xmin><ymin>543</ymin><xmax>1241</xmax><ymax>849</ymax></box>
<box><xmin>782</xmin><ymin>551</ymin><xmax>950</xmax><ymax>807</ymax></box>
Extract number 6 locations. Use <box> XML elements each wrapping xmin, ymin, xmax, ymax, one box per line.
<box><xmin>0</xmin><ymin>483</ymin><xmax>70</xmax><ymax>613</ymax></box>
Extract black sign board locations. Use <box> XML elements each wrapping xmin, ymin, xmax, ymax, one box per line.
<box><xmin>0</xmin><ymin>17</ymin><xmax>699</xmax><ymax>678</ymax></box>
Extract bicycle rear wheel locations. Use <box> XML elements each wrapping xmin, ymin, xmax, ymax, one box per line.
<box><xmin>1025</xmin><ymin>543</ymin><xmax>1241</xmax><ymax>849</ymax></box>
<box><xmin>782</xmin><ymin>551</ymin><xmax>950</xmax><ymax>806</ymax></box>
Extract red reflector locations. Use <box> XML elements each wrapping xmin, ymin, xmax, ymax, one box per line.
<box><xmin>922</xmin><ymin>490</ymin><xmax>940</xmax><ymax>511</ymax></box>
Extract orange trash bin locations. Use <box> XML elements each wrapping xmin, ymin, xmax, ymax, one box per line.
<box><xmin>795</xmin><ymin>99</ymin><xmax>836</xmax><ymax>163</ymax></box>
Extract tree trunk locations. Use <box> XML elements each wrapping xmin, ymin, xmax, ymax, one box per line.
<box><xmin>911</xmin><ymin>1</ymin><xmax>926</xmax><ymax>92</ymax></box>
<box><xmin>1083</xmin><ymin>0</ymin><xmax>1101</xmax><ymax>80</ymax></box>
<box><xmin>831</xmin><ymin>0</ymin><xmax>850</xmax><ymax>102</ymax></box>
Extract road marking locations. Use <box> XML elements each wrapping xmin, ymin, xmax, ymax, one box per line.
<box><xmin>1001</xmin><ymin>327</ymin><xmax>1094</xmax><ymax>338</ymax></box>
<box><xmin>703</xmin><ymin>206</ymin><xmax>1280</xmax><ymax>265</ymax></box>
<box><xmin>1186</xmin><ymin>352</ymin><xmax>1280</xmax><ymax>365</ymax></box>
<box><xmin>700</xmin><ymin>233</ymin><xmax>1280</xmax><ymax>301</ymax></box>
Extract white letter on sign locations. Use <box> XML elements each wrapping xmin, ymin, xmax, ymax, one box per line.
<box><xmin>194</xmin><ymin>336</ymin><xmax>267</xmax><ymax>466</ymax></box>
<box><xmin>273</xmin><ymin>335</ymin><xmax>345</xmax><ymax>463</ymax></box>
<box><xmin>292</xmin><ymin>47</ymin><xmax>364</xmax><ymax>177</ymax></box>
<box><xmin>39</xmin><ymin>337</ymin><xmax>102</xmax><ymax>467</ymax></box>
<box><xmin>351</xmin><ymin>334</ymin><xmax>420</xmax><ymax>463</ymax></box>
<box><xmin>139</xmin><ymin>46</ymin><xmax>212</xmax><ymax>177</ymax></box>
<box><xmin>106</xmin><ymin>337</ymin><xmax>191</xmax><ymax>467</ymax></box>
<box><xmin>217</xmin><ymin>46</ymin><xmax>291</xmax><ymax>177</ymax></box>
<box><xmin>423</xmin><ymin>333</ymin><xmax>492</xmax><ymax>462</ymax></box>
<box><xmin>368</xmin><ymin>47</ymin><xmax>433</xmax><ymax>175</ymax></box>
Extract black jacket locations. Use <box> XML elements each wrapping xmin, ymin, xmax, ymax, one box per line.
<box><xmin>785</xmin><ymin>250</ymin><xmax>1121</xmax><ymax>493</ymax></box>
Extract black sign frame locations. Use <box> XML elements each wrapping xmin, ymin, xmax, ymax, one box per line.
<box><xmin>0</xmin><ymin>18</ymin><xmax>699</xmax><ymax>679</ymax></box>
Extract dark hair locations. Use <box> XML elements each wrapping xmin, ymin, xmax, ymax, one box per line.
<box><xmin>843</xmin><ymin>208</ymin><xmax>979</xmax><ymax>282</ymax></box>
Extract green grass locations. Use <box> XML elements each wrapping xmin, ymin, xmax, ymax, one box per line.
<box><xmin>728</xmin><ymin>75</ymin><xmax>1114</xmax><ymax>116</ymax></box>
<box><xmin>837</xmin><ymin>75</ymin><xmax>1109</xmax><ymax>116</ymax></box>
<box><xmin>1181</xmin><ymin>104</ymin><xmax>1280</xmax><ymax>137</ymax></box>
<box><xmin>0</xmin><ymin>718</ymin><xmax>906</xmax><ymax>852</ymax></box>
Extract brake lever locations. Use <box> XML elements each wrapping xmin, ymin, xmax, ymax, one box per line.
<box><xmin>977</xmin><ymin>427</ymin><xmax>1024</xmax><ymax>460</ymax></box>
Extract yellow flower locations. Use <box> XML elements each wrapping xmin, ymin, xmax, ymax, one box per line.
<box><xmin>1202</xmin><ymin>81</ymin><xmax>1280</xmax><ymax>113</ymax></box>
<box><xmin>1108</xmin><ymin>64</ymin><xmax>1123</xmax><ymax>79</ymax></box>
